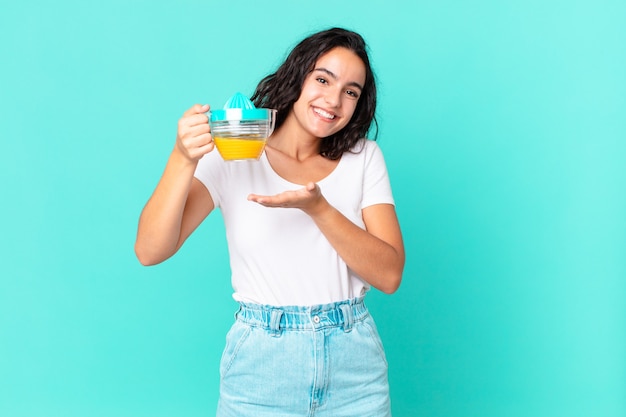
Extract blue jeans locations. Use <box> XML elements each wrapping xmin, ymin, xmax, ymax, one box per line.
<box><xmin>217</xmin><ymin>297</ymin><xmax>391</xmax><ymax>417</ymax></box>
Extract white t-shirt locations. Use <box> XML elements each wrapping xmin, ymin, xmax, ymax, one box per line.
<box><xmin>194</xmin><ymin>139</ymin><xmax>395</xmax><ymax>306</ymax></box>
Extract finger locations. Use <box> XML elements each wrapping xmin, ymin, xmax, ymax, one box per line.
<box><xmin>248</xmin><ymin>191</ymin><xmax>294</xmax><ymax>207</ymax></box>
<box><xmin>183</xmin><ymin>103</ymin><xmax>209</xmax><ymax>117</ymax></box>
<box><xmin>247</xmin><ymin>193</ymin><xmax>277</xmax><ymax>205</ymax></box>
<box><xmin>181</xmin><ymin>132</ymin><xmax>213</xmax><ymax>149</ymax></box>
<box><xmin>182</xmin><ymin>134</ymin><xmax>214</xmax><ymax>160</ymax></box>
<box><xmin>185</xmin><ymin>121</ymin><xmax>211</xmax><ymax>136</ymax></box>
<box><xmin>182</xmin><ymin>104</ymin><xmax>210</xmax><ymax>118</ymax></box>
<box><xmin>181</xmin><ymin>113</ymin><xmax>210</xmax><ymax>128</ymax></box>
<box><xmin>178</xmin><ymin>125</ymin><xmax>209</xmax><ymax>146</ymax></box>
<box><xmin>195</xmin><ymin>140</ymin><xmax>215</xmax><ymax>157</ymax></box>
<box><xmin>247</xmin><ymin>193</ymin><xmax>266</xmax><ymax>202</ymax></box>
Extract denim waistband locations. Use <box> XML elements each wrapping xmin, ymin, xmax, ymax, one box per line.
<box><xmin>235</xmin><ymin>297</ymin><xmax>369</xmax><ymax>336</ymax></box>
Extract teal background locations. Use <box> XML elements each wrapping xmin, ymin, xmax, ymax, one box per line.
<box><xmin>1</xmin><ymin>0</ymin><xmax>624</xmax><ymax>416</ymax></box>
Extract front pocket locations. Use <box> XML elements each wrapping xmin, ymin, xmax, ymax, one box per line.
<box><xmin>220</xmin><ymin>321</ymin><xmax>252</xmax><ymax>378</ymax></box>
<box><xmin>361</xmin><ymin>317</ymin><xmax>389</xmax><ymax>367</ymax></box>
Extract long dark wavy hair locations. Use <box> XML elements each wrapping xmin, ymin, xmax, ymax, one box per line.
<box><xmin>250</xmin><ymin>28</ymin><xmax>377</xmax><ymax>160</ymax></box>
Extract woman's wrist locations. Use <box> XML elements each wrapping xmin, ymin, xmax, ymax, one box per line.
<box><xmin>171</xmin><ymin>143</ymin><xmax>200</xmax><ymax>170</ymax></box>
<box><xmin>303</xmin><ymin>196</ymin><xmax>333</xmax><ymax>220</ymax></box>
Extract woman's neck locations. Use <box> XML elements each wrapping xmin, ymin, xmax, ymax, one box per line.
<box><xmin>267</xmin><ymin>116</ymin><xmax>321</xmax><ymax>162</ymax></box>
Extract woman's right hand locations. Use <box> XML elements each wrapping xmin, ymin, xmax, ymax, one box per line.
<box><xmin>135</xmin><ymin>103</ymin><xmax>216</xmax><ymax>265</ymax></box>
<box><xmin>175</xmin><ymin>104</ymin><xmax>214</xmax><ymax>162</ymax></box>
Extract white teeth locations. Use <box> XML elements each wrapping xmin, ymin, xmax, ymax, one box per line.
<box><xmin>314</xmin><ymin>108</ymin><xmax>335</xmax><ymax>119</ymax></box>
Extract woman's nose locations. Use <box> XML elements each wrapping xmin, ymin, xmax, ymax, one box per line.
<box><xmin>324</xmin><ymin>88</ymin><xmax>341</xmax><ymax>107</ymax></box>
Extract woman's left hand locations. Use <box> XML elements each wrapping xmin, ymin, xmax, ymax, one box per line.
<box><xmin>250</xmin><ymin>181</ymin><xmax>404</xmax><ymax>294</ymax></box>
<box><xmin>248</xmin><ymin>182</ymin><xmax>327</xmax><ymax>215</ymax></box>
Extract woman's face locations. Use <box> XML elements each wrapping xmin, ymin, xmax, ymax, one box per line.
<box><xmin>289</xmin><ymin>47</ymin><xmax>366</xmax><ymax>140</ymax></box>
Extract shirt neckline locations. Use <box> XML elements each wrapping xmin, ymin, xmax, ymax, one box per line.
<box><xmin>260</xmin><ymin>149</ymin><xmax>345</xmax><ymax>187</ymax></box>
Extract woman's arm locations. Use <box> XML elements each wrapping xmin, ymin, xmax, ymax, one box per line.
<box><xmin>248</xmin><ymin>182</ymin><xmax>405</xmax><ymax>293</ymax></box>
<box><xmin>134</xmin><ymin>104</ymin><xmax>216</xmax><ymax>266</ymax></box>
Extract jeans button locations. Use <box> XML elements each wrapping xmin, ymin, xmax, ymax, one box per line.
<box><xmin>312</xmin><ymin>315</ymin><xmax>320</xmax><ymax>324</ymax></box>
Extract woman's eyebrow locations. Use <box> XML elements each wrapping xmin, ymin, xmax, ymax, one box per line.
<box><xmin>314</xmin><ymin>67</ymin><xmax>364</xmax><ymax>91</ymax></box>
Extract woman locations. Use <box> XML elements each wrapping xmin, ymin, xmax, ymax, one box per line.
<box><xmin>135</xmin><ymin>27</ymin><xmax>405</xmax><ymax>417</ymax></box>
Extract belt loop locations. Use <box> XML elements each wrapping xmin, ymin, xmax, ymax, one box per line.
<box><xmin>269</xmin><ymin>309</ymin><xmax>283</xmax><ymax>337</ymax></box>
<box><xmin>340</xmin><ymin>304</ymin><xmax>353</xmax><ymax>333</ymax></box>
<box><xmin>234</xmin><ymin>304</ymin><xmax>243</xmax><ymax>320</ymax></box>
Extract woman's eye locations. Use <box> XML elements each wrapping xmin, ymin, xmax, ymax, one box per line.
<box><xmin>316</xmin><ymin>77</ymin><xmax>328</xmax><ymax>84</ymax></box>
<box><xmin>346</xmin><ymin>90</ymin><xmax>359</xmax><ymax>98</ymax></box>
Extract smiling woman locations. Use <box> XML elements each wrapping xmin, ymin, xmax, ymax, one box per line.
<box><xmin>135</xmin><ymin>27</ymin><xmax>404</xmax><ymax>417</ymax></box>
<box><xmin>251</xmin><ymin>28</ymin><xmax>379</xmax><ymax>161</ymax></box>
<box><xmin>286</xmin><ymin>47</ymin><xmax>366</xmax><ymax>143</ymax></box>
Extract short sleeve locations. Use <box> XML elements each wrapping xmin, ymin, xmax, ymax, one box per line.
<box><xmin>361</xmin><ymin>141</ymin><xmax>395</xmax><ymax>208</ymax></box>
<box><xmin>193</xmin><ymin>150</ymin><xmax>227</xmax><ymax>208</ymax></box>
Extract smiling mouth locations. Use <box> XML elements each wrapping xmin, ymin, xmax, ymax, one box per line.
<box><xmin>313</xmin><ymin>107</ymin><xmax>336</xmax><ymax>120</ymax></box>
